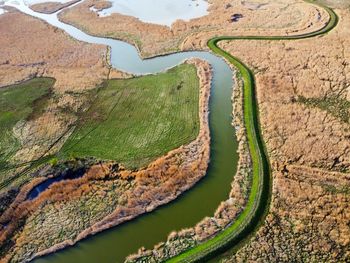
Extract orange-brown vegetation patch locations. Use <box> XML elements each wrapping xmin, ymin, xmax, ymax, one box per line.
<box><xmin>0</xmin><ymin>10</ymin><xmax>109</xmax><ymax>93</ymax></box>
<box><xmin>0</xmin><ymin>59</ymin><xmax>212</xmax><ymax>262</ymax></box>
<box><xmin>228</xmin><ymin>165</ymin><xmax>350</xmax><ymax>262</ymax></box>
<box><xmin>59</xmin><ymin>0</ymin><xmax>329</xmax><ymax>57</ymax></box>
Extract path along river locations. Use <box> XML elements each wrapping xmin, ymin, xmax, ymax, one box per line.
<box><xmin>4</xmin><ymin>1</ymin><xmax>238</xmax><ymax>262</ymax></box>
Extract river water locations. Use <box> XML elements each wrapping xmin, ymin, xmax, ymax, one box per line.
<box><xmin>3</xmin><ymin>1</ymin><xmax>238</xmax><ymax>262</ymax></box>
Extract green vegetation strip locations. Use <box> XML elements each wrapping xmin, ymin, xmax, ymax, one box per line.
<box><xmin>60</xmin><ymin>64</ymin><xmax>200</xmax><ymax>169</ymax></box>
<box><xmin>167</xmin><ymin>1</ymin><xmax>338</xmax><ymax>262</ymax></box>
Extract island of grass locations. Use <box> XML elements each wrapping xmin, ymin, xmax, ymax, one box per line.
<box><xmin>60</xmin><ymin>63</ymin><xmax>200</xmax><ymax>168</ymax></box>
<box><xmin>0</xmin><ymin>78</ymin><xmax>54</xmax><ymax>171</ymax></box>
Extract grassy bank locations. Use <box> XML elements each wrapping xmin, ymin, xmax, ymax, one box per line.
<box><xmin>60</xmin><ymin>64</ymin><xmax>200</xmax><ymax>168</ymax></box>
<box><xmin>166</xmin><ymin>1</ymin><xmax>338</xmax><ymax>262</ymax></box>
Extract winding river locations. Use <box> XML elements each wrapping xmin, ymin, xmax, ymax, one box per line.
<box><xmin>4</xmin><ymin>1</ymin><xmax>239</xmax><ymax>262</ymax></box>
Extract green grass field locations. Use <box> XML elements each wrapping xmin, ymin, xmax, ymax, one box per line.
<box><xmin>60</xmin><ymin>64</ymin><xmax>200</xmax><ymax>168</ymax></box>
<box><xmin>0</xmin><ymin>78</ymin><xmax>54</xmax><ymax>171</ymax></box>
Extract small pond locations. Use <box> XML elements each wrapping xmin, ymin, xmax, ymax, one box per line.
<box><xmin>27</xmin><ymin>167</ymin><xmax>86</xmax><ymax>200</ymax></box>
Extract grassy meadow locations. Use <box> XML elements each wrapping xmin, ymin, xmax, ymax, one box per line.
<box><xmin>60</xmin><ymin>64</ymin><xmax>200</xmax><ymax>168</ymax></box>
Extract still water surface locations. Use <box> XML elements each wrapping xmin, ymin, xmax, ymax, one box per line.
<box><xmin>91</xmin><ymin>0</ymin><xmax>209</xmax><ymax>26</ymax></box>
